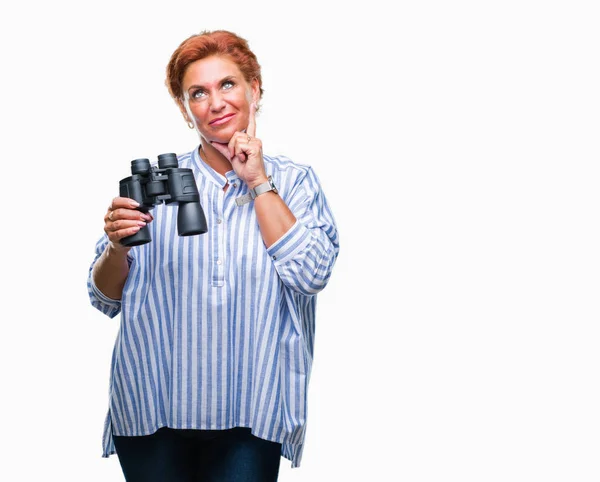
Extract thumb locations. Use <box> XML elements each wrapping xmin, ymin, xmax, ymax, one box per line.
<box><xmin>210</xmin><ymin>141</ymin><xmax>232</xmax><ymax>161</ymax></box>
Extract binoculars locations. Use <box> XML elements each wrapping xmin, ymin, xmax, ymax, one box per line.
<box><xmin>119</xmin><ymin>153</ymin><xmax>207</xmax><ymax>247</ymax></box>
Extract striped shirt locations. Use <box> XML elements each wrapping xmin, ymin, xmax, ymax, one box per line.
<box><xmin>87</xmin><ymin>146</ymin><xmax>339</xmax><ymax>468</ymax></box>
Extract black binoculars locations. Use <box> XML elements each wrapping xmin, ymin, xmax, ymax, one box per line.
<box><xmin>119</xmin><ymin>153</ymin><xmax>207</xmax><ymax>247</ymax></box>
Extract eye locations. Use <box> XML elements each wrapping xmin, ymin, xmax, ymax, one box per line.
<box><xmin>191</xmin><ymin>89</ymin><xmax>206</xmax><ymax>100</ymax></box>
<box><xmin>222</xmin><ymin>80</ymin><xmax>235</xmax><ymax>90</ymax></box>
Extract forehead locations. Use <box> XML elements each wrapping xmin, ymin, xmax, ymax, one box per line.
<box><xmin>182</xmin><ymin>55</ymin><xmax>243</xmax><ymax>88</ymax></box>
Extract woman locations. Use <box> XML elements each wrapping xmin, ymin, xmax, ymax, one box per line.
<box><xmin>88</xmin><ymin>30</ymin><xmax>339</xmax><ymax>481</ymax></box>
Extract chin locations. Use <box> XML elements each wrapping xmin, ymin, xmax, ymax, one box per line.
<box><xmin>207</xmin><ymin>125</ymin><xmax>244</xmax><ymax>144</ymax></box>
<box><xmin>207</xmin><ymin>134</ymin><xmax>233</xmax><ymax>145</ymax></box>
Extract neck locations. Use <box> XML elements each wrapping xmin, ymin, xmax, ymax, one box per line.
<box><xmin>199</xmin><ymin>141</ymin><xmax>232</xmax><ymax>177</ymax></box>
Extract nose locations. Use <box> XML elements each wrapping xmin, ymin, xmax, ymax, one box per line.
<box><xmin>209</xmin><ymin>91</ymin><xmax>226</xmax><ymax>112</ymax></box>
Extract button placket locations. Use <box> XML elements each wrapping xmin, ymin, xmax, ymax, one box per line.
<box><xmin>212</xmin><ymin>185</ymin><xmax>225</xmax><ymax>287</ymax></box>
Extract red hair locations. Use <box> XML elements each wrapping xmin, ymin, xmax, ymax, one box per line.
<box><xmin>166</xmin><ymin>30</ymin><xmax>263</xmax><ymax>103</ymax></box>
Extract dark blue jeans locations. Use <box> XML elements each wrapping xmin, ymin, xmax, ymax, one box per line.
<box><xmin>113</xmin><ymin>427</ymin><xmax>281</xmax><ymax>482</ymax></box>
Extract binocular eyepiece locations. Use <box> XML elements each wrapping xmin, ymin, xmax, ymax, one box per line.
<box><xmin>119</xmin><ymin>153</ymin><xmax>208</xmax><ymax>247</ymax></box>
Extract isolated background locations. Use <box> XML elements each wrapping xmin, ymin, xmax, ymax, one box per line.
<box><xmin>1</xmin><ymin>1</ymin><xmax>599</xmax><ymax>480</ymax></box>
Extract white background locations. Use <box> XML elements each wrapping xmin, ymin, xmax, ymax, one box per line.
<box><xmin>1</xmin><ymin>1</ymin><xmax>599</xmax><ymax>480</ymax></box>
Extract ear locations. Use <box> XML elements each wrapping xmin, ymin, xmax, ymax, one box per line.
<box><xmin>176</xmin><ymin>98</ymin><xmax>191</xmax><ymax>123</ymax></box>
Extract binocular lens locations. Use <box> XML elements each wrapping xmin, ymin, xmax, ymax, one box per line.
<box><xmin>158</xmin><ymin>153</ymin><xmax>178</xmax><ymax>169</ymax></box>
<box><xmin>131</xmin><ymin>158</ymin><xmax>151</xmax><ymax>175</ymax></box>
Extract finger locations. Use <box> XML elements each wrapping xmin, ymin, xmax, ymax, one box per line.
<box><xmin>234</xmin><ymin>141</ymin><xmax>251</xmax><ymax>161</ymax></box>
<box><xmin>250</xmin><ymin>137</ymin><xmax>262</xmax><ymax>154</ymax></box>
<box><xmin>210</xmin><ymin>141</ymin><xmax>232</xmax><ymax>161</ymax></box>
<box><xmin>230</xmin><ymin>155</ymin><xmax>243</xmax><ymax>167</ymax></box>
<box><xmin>107</xmin><ymin>218</ymin><xmax>148</xmax><ymax>233</ymax></box>
<box><xmin>246</xmin><ymin>102</ymin><xmax>257</xmax><ymax>138</ymax></box>
<box><xmin>108</xmin><ymin>224</ymin><xmax>144</xmax><ymax>244</ymax></box>
<box><xmin>109</xmin><ymin>197</ymin><xmax>140</xmax><ymax>211</ymax></box>
<box><xmin>228</xmin><ymin>132</ymin><xmax>244</xmax><ymax>159</ymax></box>
<box><xmin>107</xmin><ymin>208</ymin><xmax>152</xmax><ymax>223</ymax></box>
<box><xmin>228</xmin><ymin>131</ymin><xmax>249</xmax><ymax>162</ymax></box>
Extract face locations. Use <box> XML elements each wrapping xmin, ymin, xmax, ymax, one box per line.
<box><xmin>180</xmin><ymin>55</ymin><xmax>259</xmax><ymax>144</ymax></box>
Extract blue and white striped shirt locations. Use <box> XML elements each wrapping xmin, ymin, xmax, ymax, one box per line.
<box><xmin>87</xmin><ymin>146</ymin><xmax>339</xmax><ymax>467</ymax></box>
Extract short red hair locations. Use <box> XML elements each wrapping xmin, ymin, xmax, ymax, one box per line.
<box><xmin>166</xmin><ymin>30</ymin><xmax>263</xmax><ymax>103</ymax></box>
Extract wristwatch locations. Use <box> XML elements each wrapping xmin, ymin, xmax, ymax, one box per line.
<box><xmin>251</xmin><ymin>176</ymin><xmax>278</xmax><ymax>199</ymax></box>
<box><xmin>235</xmin><ymin>176</ymin><xmax>278</xmax><ymax>206</ymax></box>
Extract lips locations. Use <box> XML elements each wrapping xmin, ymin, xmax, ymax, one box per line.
<box><xmin>209</xmin><ymin>113</ymin><xmax>235</xmax><ymax>125</ymax></box>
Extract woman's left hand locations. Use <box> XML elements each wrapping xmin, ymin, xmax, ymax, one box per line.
<box><xmin>210</xmin><ymin>103</ymin><xmax>268</xmax><ymax>188</ymax></box>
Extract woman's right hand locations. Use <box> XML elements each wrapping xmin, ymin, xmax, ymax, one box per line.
<box><xmin>104</xmin><ymin>197</ymin><xmax>153</xmax><ymax>250</ymax></box>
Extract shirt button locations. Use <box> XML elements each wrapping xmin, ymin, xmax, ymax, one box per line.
<box><xmin>217</xmin><ymin>219</ymin><xmax>222</xmax><ymax>224</ymax></box>
<box><xmin>216</xmin><ymin>259</ymin><xmax>222</xmax><ymax>265</ymax></box>
<box><xmin>272</xmin><ymin>255</ymin><xmax>277</xmax><ymax>260</ymax></box>
<box><xmin>233</xmin><ymin>183</ymin><xmax>238</xmax><ymax>188</ymax></box>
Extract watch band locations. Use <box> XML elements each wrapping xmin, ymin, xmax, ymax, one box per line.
<box><xmin>235</xmin><ymin>176</ymin><xmax>277</xmax><ymax>206</ymax></box>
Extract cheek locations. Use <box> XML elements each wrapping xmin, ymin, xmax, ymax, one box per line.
<box><xmin>233</xmin><ymin>98</ymin><xmax>250</xmax><ymax>119</ymax></box>
<box><xmin>189</xmin><ymin>104</ymin><xmax>208</xmax><ymax>121</ymax></box>
<box><xmin>229</xmin><ymin>90</ymin><xmax>251</xmax><ymax>110</ymax></box>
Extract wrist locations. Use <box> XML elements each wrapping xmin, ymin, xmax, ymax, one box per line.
<box><xmin>107</xmin><ymin>242</ymin><xmax>131</xmax><ymax>258</ymax></box>
<box><xmin>235</xmin><ymin>175</ymin><xmax>278</xmax><ymax>206</ymax></box>
<box><xmin>247</xmin><ymin>175</ymin><xmax>269</xmax><ymax>190</ymax></box>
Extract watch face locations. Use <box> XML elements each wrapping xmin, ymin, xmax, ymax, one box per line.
<box><xmin>268</xmin><ymin>177</ymin><xmax>278</xmax><ymax>194</ymax></box>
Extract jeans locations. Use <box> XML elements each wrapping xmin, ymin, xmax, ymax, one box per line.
<box><xmin>113</xmin><ymin>427</ymin><xmax>281</xmax><ymax>482</ymax></box>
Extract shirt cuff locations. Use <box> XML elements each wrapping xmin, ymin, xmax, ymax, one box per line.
<box><xmin>266</xmin><ymin>220</ymin><xmax>311</xmax><ymax>263</ymax></box>
<box><xmin>89</xmin><ymin>277</ymin><xmax>122</xmax><ymax>306</ymax></box>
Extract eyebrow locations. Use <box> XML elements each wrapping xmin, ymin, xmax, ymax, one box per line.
<box><xmin>186</xmin><ymin>75</ymin><xmax>238</xmax><ymax>92</ymax></box>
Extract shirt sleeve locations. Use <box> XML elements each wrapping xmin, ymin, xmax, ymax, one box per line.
<box><xmin>86</xmin><ymin>235</ymin><xmax>123</xmax><ymax>319</ymax></box>
<box><xmin>266</xmin><ymin>167</ymin><xmax>340</xmax><ymax>296</ymax></box>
